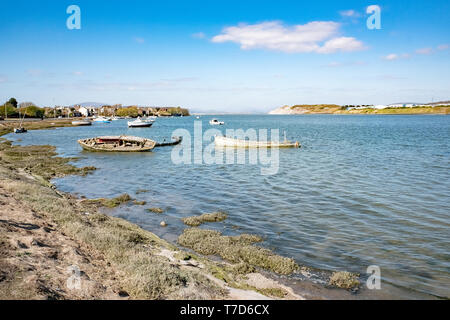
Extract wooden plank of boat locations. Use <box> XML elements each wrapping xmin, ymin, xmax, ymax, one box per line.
<box><xmin>77</xmin><ymin>135</ymin><xmax>156</xmax><ymax>152</ymax></box>
<box><xmin>214</xmin><ymin>136</ymin><xmax>300</xmax><ymax>148</ymax></box>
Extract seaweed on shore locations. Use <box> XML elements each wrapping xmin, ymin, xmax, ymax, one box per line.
<box><xmin>328</xmin><ymin>271</ymin><xmax>360</xmax><ymax>290</ymax></box>
<box><xmin>177</xmin><ymin>228</ymin><xmax>299</xmax><ymax>275</ymax></box>
<box><xmin>82</xmin><ymin>194</ymin><xmax>132</xmax><ymax>208</ymax></box>
<box><xmin>182</xmin><ymin>211</ymin><xmax>227</xmax><ymax>227</ymax></box>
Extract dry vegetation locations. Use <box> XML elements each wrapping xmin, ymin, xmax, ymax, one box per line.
<box><xmin>182</xmin><ymin>211</ymin><xmax>228</xmax><ymax>227</ymax></box>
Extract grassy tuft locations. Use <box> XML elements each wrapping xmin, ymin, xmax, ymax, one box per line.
<box><xmin>182</xmin><ymin>211</ymin><xmax>228</xmax><ymax>226</ymax></box>
<box><xmin>328</xmin><ymin>271</ymin><xmax>360</xmax><ymax>290</ymax></box>
<box><xmin>147</xmin><ymin>207</ymin><xmax>164</xmax><ymax>214</ymax></box>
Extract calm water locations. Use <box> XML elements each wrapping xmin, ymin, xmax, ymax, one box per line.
<box><xmin>8</xmin><ymin>115</ymin><xmax>450</xmax><ymax>299</ymax></box>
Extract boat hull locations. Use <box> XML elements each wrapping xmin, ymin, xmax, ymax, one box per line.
<box><xmin>78</xmin><ymin>136</ymin><xmax>156</xmax><ymax>152</ymax></box>
<box><xmin>214</xmin><ymin>136</ymin><xmax>300</xmax><ymax>148</ymax></box>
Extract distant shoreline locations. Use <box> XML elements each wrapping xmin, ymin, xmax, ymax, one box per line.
<box><xmin>268</xmin><ymin>105</ymin><xmax>450</xmax><ymax>115</ymax></box>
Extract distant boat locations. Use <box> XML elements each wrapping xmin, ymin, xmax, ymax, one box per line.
<box><xmin>214</xmin><ymin>136</ymin><xmax>300</xmax><ymax>148</ymax></box>
<box><xmin>72</xmin><ymin>120</ymin><xmax>92</xmax><ymax>126</ymax></box>
<box><xmin>111</xmin><ymin>116</ymin><xmax>123</xmax><ymax>121</ymax></box>
<box><xmin>14</xmin><ymin>127</ymin><xmax>27</xmax><ymax>134</ymax></box>
<box><xmin>209</xmin><ymin>118</ymin><xmax>224</xmax><ymax>125</ymax></box>
<box><xmin>78</xmin><ymin>136</ymin><xmax>156</xmax><ymax>152</ymax></box>
<box><xmin>128</xmin><ymin>117</ymin><xmax>154</xmax><ymax>128</ymax></box>
<box><xmin>93</xmin><ymin>116</ymin><xmax>111</xmax><ymax>123</ymax></box>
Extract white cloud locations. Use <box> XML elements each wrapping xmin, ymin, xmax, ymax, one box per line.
<box><xmin>415</xmin><ymin>47</ymin><xmax>433</xmax><ymax>55</ymax></box>
<box><xmin>383</xmin><ymin>53</ymin><xmax>410</xmax><ymax>61</ymax></box>
<box><xmin>211</xmin><ymin>21</ymin><xmax>365</xmax><ymax>54</ymax></box>
<box><xmin>72</xmin><ymin>71</ymin><xmax>83</xmax><ymax>76</ymax></box>
<box><xmin>339</xmin><ymin>10</ymin><xmax>361</xmax><ymax>18</ymax></box>
<box><xmin>383</xmin><ymin>53</ymin><xmax>399</xmax><ymax>61</ymax></box>
<box><xmin>191</xmin><ymin>32</ymin><xmax>206</xmax><ymax>39</ymax></box>
<box><xmin>437</xmin><ymin>44</ymin><xmax>449</xmax><ymax>50</ymax></box>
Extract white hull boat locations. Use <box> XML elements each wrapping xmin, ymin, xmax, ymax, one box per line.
<box><xmin>128</xmin><ymin>117</ymin><xmax>154</xmax><ymax>128</ymax></box>
<box><xmin>214</xmin><ymin>136</ymin><xmax>300</xmax><ymax>148</ymax></box>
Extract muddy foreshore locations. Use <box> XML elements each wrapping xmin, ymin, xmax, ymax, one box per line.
<box><xmin>0</xmin><ymin>119</ymin><xmax>361</xmax><ymax>300</ymax></box>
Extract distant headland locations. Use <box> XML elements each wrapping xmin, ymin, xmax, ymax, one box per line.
<box><xmin>268</xmin><ymin>102</ymin><xmax>450</xmax><ymax>115</ymax></box>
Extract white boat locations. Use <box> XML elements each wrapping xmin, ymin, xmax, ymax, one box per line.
<box><xmin>128</xmin><ymin>117</ymin><xmax>154</xmax><ymax>128</ymax></box>
<box><xmin>93</xmin><ymin>116</ymin><xmax>111</xmax><ymax>123</ymax></box>
<box><xmin>111</xmin><ymin>116</ymin><xmax>123</xmax><ymax>121</ymax></box>
<box><xmin>72</xmin><ymin>120</ymin><xmax>92</xmax><ymax>126</ymax></box>
<box><xmin>214</xmin><ymin>136</ymin><xmax>300</xmax><ymax>148</ymax></box>
<box><xmin>209</xmin><ymin>118</ymin><xmax>224</xmax><ymax>125</ymax></box>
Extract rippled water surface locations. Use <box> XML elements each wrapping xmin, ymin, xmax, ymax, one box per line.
<box><xmin>8</xmin><ymin>115</ymin><xmax>450</xmax><ymax>298</ymax></box>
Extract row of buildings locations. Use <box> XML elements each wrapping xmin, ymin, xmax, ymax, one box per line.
<box><xmin>346</xmin><ymin>101</ymin><xmax>450</xmax><ymax>110</ymax></box>
<box><xmin>49</xmin><ymin>105</ymin><xmax>189</xmax><ymax>117</ymax></box>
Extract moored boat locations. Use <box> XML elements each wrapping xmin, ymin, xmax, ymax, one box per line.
<box><xmin>72</xmin><ymin>120</ymin><xmax>92</xmax><ymax>126</ymax></box>
<box><xmin>78</xmin><ymin>136</ymin><xmax>156</xmax><ymax>152</ymax></box>
<box><xmin>128</xmin><ymin>117</ymin><xmax>154</xmax><ymax>128</ymax></box>
<box><xmin>93</xmin><ymin>116</ymin><xmax>111</xmax><ymax>123</ymax></box>
<box><xmin>14</xmin><ymin>127</ymin><xmax>27</xmax><ymax>134</ymax></box>
<box><xmin>214</xmin><ymin>135</ymin><xmax>300</xmax><ymax>148</ymax></box>
<box><xmin>209</xmin><ymin>118</ymin><xmax>224</xmax><ymax>125</ymax></box>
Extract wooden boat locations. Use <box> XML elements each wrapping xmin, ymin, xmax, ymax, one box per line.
<box><xmin>78</xmin><ymin>136</ymin><xmax>156</xmax><ymax>152</ymax></box>
<box><xmin>72</xmin><ymin>120</ymin><xmax>92</xmax><ymax>126</ymax></box>
<box><xmin>214</xmin><ymin>135</ymin><xmax>300</xmax><ymax>148</ymax></box>
<box><xmin>128</xmin><ymin>117</ymin><xmax>154</xmax><ymax>128</ymax></box>
<box><xmin>155</xmin><ymin>136</ymin><xmax>183</xmax><ymax>147</ymax></box>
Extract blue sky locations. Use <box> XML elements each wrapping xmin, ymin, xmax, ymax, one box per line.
<box><xmin>0</xmin><ymin>0</ymin><xmax>449</xmax><ymax>112</ymax></box>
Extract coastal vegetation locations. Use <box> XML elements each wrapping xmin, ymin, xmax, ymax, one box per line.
<box><xmin>328</xmin><ymin>271</ymin><xmax>360</xmax><ymax>290</ymax></box>
<box><xmin>116</xmin><ymin>106</ymin><xmax>139</xmax><ymax>118</ymax></box>
<box><xmin>147</xmin><ymin>207</ymin><xmax>164</xmax><ymax>214</ymax></box>
<box><xmin>177</xmin><ymin>228</ymin><xmax>299</xmax><ymax>275</ymax></box>
<box><xmin>182</xmin><ymin>211</ymin><xmax>228</xmax><ymax>226</ymax></box>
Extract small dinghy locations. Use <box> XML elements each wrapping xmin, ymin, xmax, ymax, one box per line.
<box><xmin>209</xmin><ymin>118</ymin><xmax>224</xmax><ymax>125</ymax></box>
<box><xmin>128</xmin><ymin>117</ymin><xmax>154</xmax><ymax>128</ymax></box>
<box><xmin>214</xmin><ymin>135</ymin><xmax>300</xmax><ymax>148</ymax></box>
<box><xmin>72</xmin><ymin>120</ymin><xmax>92</xmax><ymax>126</ymax></box>
<box><xmin>78</xmin><ymin>136</ymin><xmax>156</xmax><ymax>152</ymax></box>
<box><xmin>93</xmin><ymin>116</ymin><xmax>111</xmax><ymax>123</ymax></box>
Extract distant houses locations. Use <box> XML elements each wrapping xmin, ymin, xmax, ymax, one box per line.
<box><xmin>51</xmin><ymin>104</ymin><xmax>190</xmax><ymax>118</ymax></box>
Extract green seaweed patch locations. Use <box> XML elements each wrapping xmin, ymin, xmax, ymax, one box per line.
<box><xmin>133</xmin><ymin>200</ymin><xmax>147</xmax><ymax>206</ymax></box>
<box><xmin>182</xmin><ymin>211</ymin><xmax>227</xmax><ymax>227</ymax></box>
<box><xmin>328</xmin><ymin>271</ymin><xmax>360</xmax><ymax>290</ymax></box>
<box><xmin>135</xmin><ymin>189</ymin><xmax>149</xmax><ymax>194</ymax></box>
<box><xmin>177</xmin><ymin>228</ymin><xmax>298</xmax><ymax>275</ymax></box>
<box><xmin>147</xmin><ymin>207</ymin><xmax>164</xmax><ymax>214</ymax></box>
<box><xmin>83</xmin><ymin>194</ymin><xmax>132</xmax><ymax>208</ymax></box>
